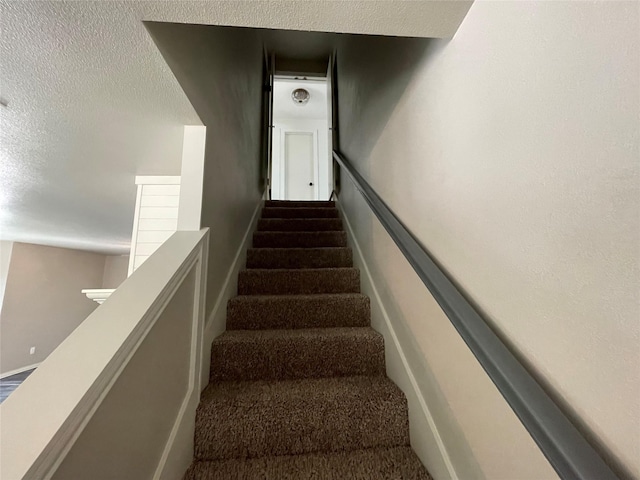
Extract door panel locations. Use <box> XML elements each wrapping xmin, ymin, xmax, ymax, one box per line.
<box><xmin>285</xmin><ymin>132</ymin><xmax>315</xmax><ymax>200</ymax></box>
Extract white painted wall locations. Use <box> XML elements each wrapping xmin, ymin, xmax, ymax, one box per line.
<box><xmin>337</xmin><ymin>1</ymin><xmax>639</xmax><ymax>478</ymax></box>
<box><xmin>177</xmin><ymin>126</ymin><xmax>206</xmax><ymax>231</ymax></box>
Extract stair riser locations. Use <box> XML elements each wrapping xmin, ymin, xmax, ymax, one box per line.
<box><xmin>265</xmin><ymin>200</ymin><xmax>335</xmax><ymax>208</ymax></box>
<box><xmin>227</xmin><ymin>295</ymin><xmax>370</xmax><ymax>330</ymax></box>
<box><xmin>257</xmin><ymin>219</ymin><xmax>342</xmax><ymax>232</ymax></box>
<box><xmin>253</xmin><ymin>232</ymin><xmax>347</xmax><ymax>248</ymax></box>
<box><xmin>238</xmin><ymin>269</ymin><xmax>360</xmax><ymax>295</ymax></box>
<box><xmin>210</xmin><ymin>331</ymin><xmax>385</xmax><ymax>382</ymax></box>
<box><xmin>246</xmin><ymin>248</ymin><xmax>352</xmax><ymax>269</ymax></box>
<box><xmin>262</xmin><ymin>207</ymin><xmax>339</xmax><ymax>219</ymax></box>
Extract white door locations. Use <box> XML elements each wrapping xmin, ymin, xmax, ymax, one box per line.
<box><xmin>284</xmin><ymin>132</ymin><xmax>317</xmax><ymax>200</ymax></box>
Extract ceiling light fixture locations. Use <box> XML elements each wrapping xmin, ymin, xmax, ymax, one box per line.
<box><xmin>291</xmin><ymin>88</ymin><xmax>310</xmax><ymax>106</ymax></box>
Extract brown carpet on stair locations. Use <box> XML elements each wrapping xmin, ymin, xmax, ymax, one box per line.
<box><xmin>246</xmin><ymin>247</ymin><xmax>353</xmax><ymax>269</ymax></box>
<box><xmin>257</xmin><ymin>218</ymin><xmax>343</xmax><ymax>231</ymax></box>
<box><xmin>184</xmin><ymin>446</ymin><xmax>432</xmax><ymax>480</ymax></box>
<box><xmin>253</xmin><ymin>231</ymin><xmax>347</xmax><ymax>248</ymax></box>
<box><xmin>210</xmin><ymin>327</ymin><xmax>385</xmax><ymax>381</ymax></box>
<box><xmin>194</xmin><ymin>376</ymin><xmax>410</xmax><ymax>461</ymax></box>
<box><xmin>261</xmin><ymin>207</ymin><xmax>340</xmax><ymax>218</ymax></box>
<box><xmin>238</xmin><ymin>268</ymin><xmax>360</xmax><ymax>295</ymax></box>
<box><xmin>185</xmin><ymin>200</ymin><xmax>430</xmax><ymax>479</ymax></box>
<box><xmin>226</xmin><ymin>293</ymin><xmax>370</xmax><ymax>330</ymax></box>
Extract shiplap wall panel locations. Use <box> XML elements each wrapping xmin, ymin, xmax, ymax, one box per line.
<box><xmin>138</xmin><ymin>219</ymin><xmax>178</xmax><ymax>231</ymax></box>
<box><xmin>136</xmin><ymin>231</ymin><xmax>174</xmax><ymax>244</ymax></box>
<box><xmin>128</xmin><ymin>177</ymin><xmax>180</xmax><ymax>276</ymax></box>
<box><xmin>142</xmin><ymin>185</ymin><xmax>181</xmax><ymax>196</ymax></box>
<box><xmin>139</xmin><ymin>207</ymin><xmax>180</xmax><ymax>219</ymax></box>
<box><xmin>140</xmin><ymin>195</ymin><xmax>180</xmax><ymax>207</ymax></box>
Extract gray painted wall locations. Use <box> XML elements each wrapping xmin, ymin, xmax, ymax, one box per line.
<box><xmin>336</xmin><ymin>2</ymin><xmax>639</xmax><ymax>478</ymax></box>
<box><xmin>102</xmin><ymin>255</ymin><xmax>129</xmax><ymax>289</ymax></box>
<box><xmin>0</xmin><ymin>243</ymin><xmax>106</xmax><ymax>375</ymax></box>
<box><xmin>145</xmin><ymin>23</ymin><xmax>264</xmax><ymax>321</ymax></box>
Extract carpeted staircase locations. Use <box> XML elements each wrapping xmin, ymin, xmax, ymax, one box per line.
<box><xmin>184</xmin><ymin>200</ymin><xmax>431</xmax><ymax>479</ymax></box>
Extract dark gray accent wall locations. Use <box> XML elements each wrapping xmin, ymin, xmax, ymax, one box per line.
<box><xmin>145</xmin><ymin>22</ymin><xmax>264</xmax><ymax>318</ymax></box>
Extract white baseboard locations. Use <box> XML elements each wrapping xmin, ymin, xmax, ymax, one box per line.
<box><xmin>0</xmin><ymin>363</ymin><xmax>41</xmax><ymax>379</ymax></box>
<box><xmin>338</xmin><ymin>201</ymin><xmax>459</xmax><ymax>480</ymax></box>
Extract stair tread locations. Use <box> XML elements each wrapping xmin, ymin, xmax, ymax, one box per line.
<box><xmin>211</xmin><ymin>327</ymin><xmax>385</xmax><ymax>381</ymax></box>
<box><xmin>185</xmin><ymin>446</ymin><xmax>431</xmax><ymax>479</ymax></box>
<box><xmin>195</xmin><ymin>376</ymin><xmax>409</xmax><ymax>461</ymax></box>
<box><xmin>216</xmin><ymin>326</ymin><xmax>380</xmax><ymax>341</ymax></box>
<box><xmin>232</xmin><ymin>293</ymin><xmax>367</xmax><ymax>300</ymax></box>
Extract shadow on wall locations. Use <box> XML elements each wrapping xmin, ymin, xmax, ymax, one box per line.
<box><xmin>336</xmin><ymin>35</ymin><xmax>437</xmax><ymax>169</ymax></box>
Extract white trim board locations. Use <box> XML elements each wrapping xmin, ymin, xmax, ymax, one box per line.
<box><xmin>337</xmin><ymin>199</ymin><xmax>461</xmax><ymax>480</ymax></box>
<box><xmin>0</xmin><ymin>363</ymin><xmax>41</xmax><ymax>380</ymax></box>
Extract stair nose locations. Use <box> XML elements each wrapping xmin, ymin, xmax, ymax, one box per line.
<box><xmin>227</xmin><ymin>293</ymin><xmax>370</xmax><ymax>330</ymax></box>
<box><xmin>211</xmin><ymin>327</ymin><xmax>385</xmax><ymax>382</ymax></box>
<box><xmin>246</xmin><ymin>247</ymin><xmax>352</xmax><ymax>269</ymax></box>
<box><xmin>253</xmin><ymin>231</ymin><xmax>347</xmax><ymax>248</ymax></box>
<box><xmin>262</xmin><ymin>207</ymin><xmax>339</xmax><ymax>219</ymax></box>
<box><xmin>238</xmin><ymin>268</ymin><xmax>360</xmax><ymax>295</ymax></box>
<box><xmin>194</xmin><ymin>376</ymin><xmax>410</xmax><ymax>461</ymax></box>
<box><xmin>257</xmin><ymin>218</ymin><xmax>342</xmax><ymax>232</ymax></box>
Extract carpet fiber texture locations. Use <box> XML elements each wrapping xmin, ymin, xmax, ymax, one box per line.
<box><xmin>185</xmin><ymin>201</ymin><xmax>431</xmax><ymax>479</ymax></box>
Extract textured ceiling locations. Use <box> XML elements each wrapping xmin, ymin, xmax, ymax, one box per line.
<box><xmin>0</xmin><ymin>1</ymin><xmax>472</xmax><ymax>254</ymax></box>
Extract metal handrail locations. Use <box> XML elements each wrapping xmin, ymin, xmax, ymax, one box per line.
<box><xmin>333</xmin><ymin>150</ymin><xmax>618</xmax><ymax>480</ymax></box>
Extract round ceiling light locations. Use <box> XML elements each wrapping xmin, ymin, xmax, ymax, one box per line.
<box><xmin>291</xmin><ymin>88</ymin><xmax>310</xmax><ymax>105</ymax></box>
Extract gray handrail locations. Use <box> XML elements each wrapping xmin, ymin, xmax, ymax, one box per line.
<box><xmin>333</xmin><ymin>150</ymin><xmax>618</xmax><ymax>480</ymax></box>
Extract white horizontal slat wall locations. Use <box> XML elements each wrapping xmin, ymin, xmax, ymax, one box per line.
<box><xmin>128</xmin><ymin>177</ymin><xmax>181</xmax><ymax>276</ymax></box>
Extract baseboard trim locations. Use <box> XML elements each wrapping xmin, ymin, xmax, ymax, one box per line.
<box><xmin>338</xmin><ymin>201</ymin><xmax>458</xmax><ymax>480</ymax></box>
<box><xmin>0</xmin><ymin>363</ymin><xmax>41</xmax><ymax>379</ymax></box>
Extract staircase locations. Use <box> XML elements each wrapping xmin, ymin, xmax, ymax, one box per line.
<box><xmin>185</xmin><ymin>200</ymin><xmax>431</xmax><ymax>479</ymax></box>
